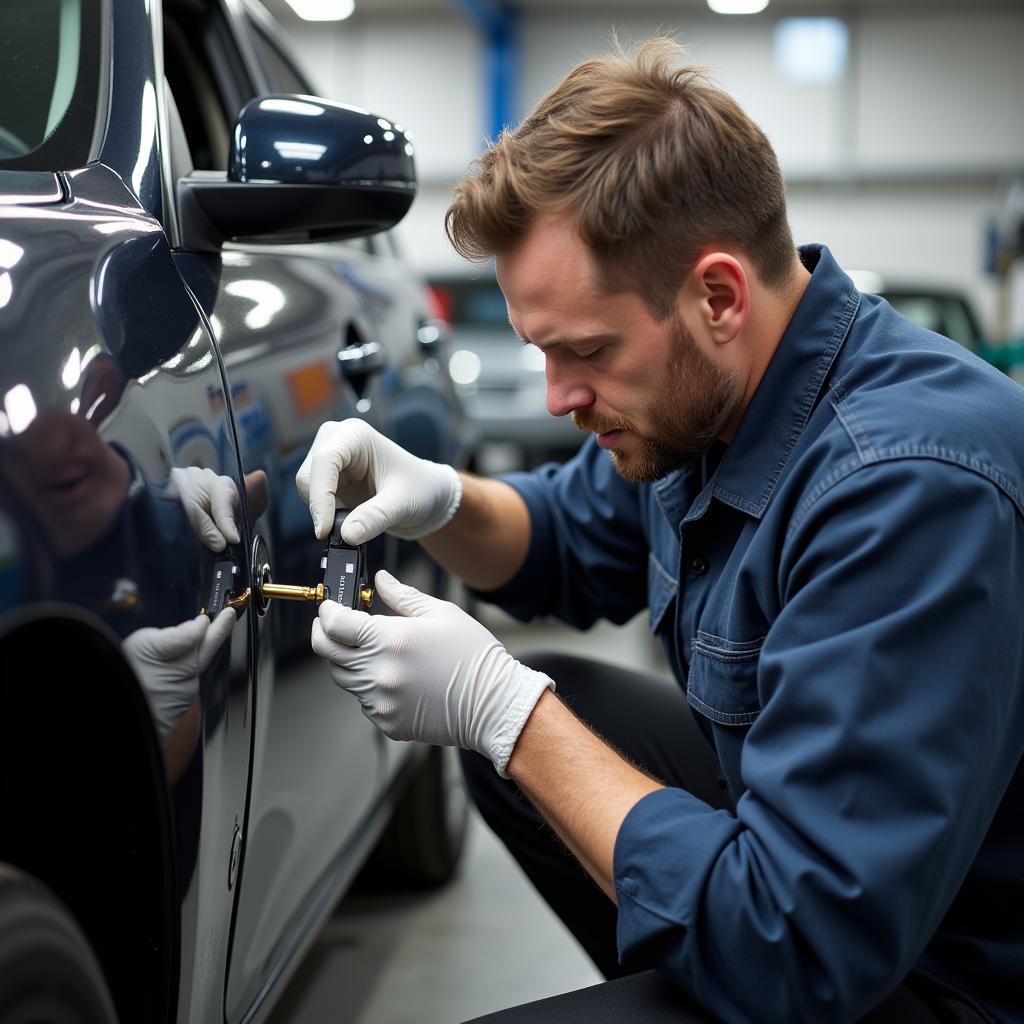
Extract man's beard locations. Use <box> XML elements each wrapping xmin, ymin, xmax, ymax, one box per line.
<box><xmin>572</xmin><ymin>316</ymin><xmax>739</xmax><ymax>484</ymax></box>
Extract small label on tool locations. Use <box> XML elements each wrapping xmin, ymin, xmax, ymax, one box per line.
<box><xmin>206</xmin><ymin>560</ymin><xmax>236</xmax><ymax>616</ymax></box>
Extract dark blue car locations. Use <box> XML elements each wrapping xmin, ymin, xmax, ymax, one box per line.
<box><xmin>0</xmin><ymin>0</ymin><xmax>473</xmax><ymax>1020</ymax></box>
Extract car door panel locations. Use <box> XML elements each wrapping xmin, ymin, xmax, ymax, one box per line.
<box><xmin>0</xmin><ymin>158</ymin><xmax>255</xmax><ymax>1024</ymax></box>
<box><xmin>173</xmin><ymin>245</ymin><xmax>386</xmax><ymax>1019</ymax></box>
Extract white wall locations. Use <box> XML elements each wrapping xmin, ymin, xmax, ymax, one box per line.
<box><xmin>281</xmin><ymin>3</ymin><xmax>1024</xmax><ymax>337</ymax></box>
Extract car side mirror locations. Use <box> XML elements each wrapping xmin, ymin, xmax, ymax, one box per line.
<box><xmin>177</xmin><ymin>94</ymin><xmax>416</xmax><ymax>251</ymax></box>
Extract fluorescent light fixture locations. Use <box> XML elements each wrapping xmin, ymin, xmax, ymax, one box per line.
<box><xmin>774</xmin><ymin>17</ymin><xmax>848</xmax><ymax>83</ymax></box>
<box><xmin>283</xmin><ymin>0</ymin><xmax>354</xmax><ymax>21</ymax></box>
<box><xmin>707</xmin><ymin>0</ymin><xmax>769</xmax><ymax>13</ymax></box>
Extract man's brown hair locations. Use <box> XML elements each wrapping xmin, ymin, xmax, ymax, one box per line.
<box><xmin>446</xmin><ymin>37</ymin><xmax>796</xmax><ymax>320</ymax></box>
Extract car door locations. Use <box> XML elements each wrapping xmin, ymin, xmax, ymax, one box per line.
<box><xmin>0</xmin><ymin>1</ymin><xmax>255</xmax><ymax>1020</ymax></box>
<box><xmin>157</xmin><ymin>2</ymin><xmax>383</xmax><ymax>1017</ymax></box>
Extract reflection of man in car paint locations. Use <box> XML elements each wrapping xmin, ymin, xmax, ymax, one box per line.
<box><xmin>0</xmin><ymin>355</ymin><xmax>263</xmax><ymax>761</ymax></box>
<box><xmin>300</xmin><ymin>38</ymin><xmax>1024</xmax><ymax>1024</ymax></box>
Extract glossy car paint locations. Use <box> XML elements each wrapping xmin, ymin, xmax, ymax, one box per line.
<box><xmin>0</xmin><ymin>0</ymin><xmax>468</xmax><ymax>1021</ymax></box>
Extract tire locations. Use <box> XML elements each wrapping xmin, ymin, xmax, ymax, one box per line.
<box><xmin>364</xmin><ymin>745</ymin><xmax>469</xmax><ymax>889</ymax></box>
<box><xmin>0</xmin><ymin>864</ymin><xmax>117</xmax><ymax>1024</ymax></box>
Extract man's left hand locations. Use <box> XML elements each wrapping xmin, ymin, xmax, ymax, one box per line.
<box><xmin>167</xmin><ymin>466</ymin><xmax>241</xmax><ymax>552</ymax></box>
<box><xmin>311</xmin><ymin>571</ymin><xmax>553</xmax><ymax>777</ymax></box>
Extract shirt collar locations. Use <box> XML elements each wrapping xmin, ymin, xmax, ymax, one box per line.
<box><xmin>705</xmin><ymin>243</ymin><xmax>860</xmax><ymax>521</ymax></box>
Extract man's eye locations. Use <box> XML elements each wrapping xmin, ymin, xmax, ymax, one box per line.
<box><xmin>579</xmin><ymin>348</ymin><xmax>604</xmax><ymax>362</ymax></box>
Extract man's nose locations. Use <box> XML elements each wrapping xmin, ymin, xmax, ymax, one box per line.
<box><xmin>545</xmin><ymin>359</ymin><xmax>594</xmax><ymax>418</ymax></box>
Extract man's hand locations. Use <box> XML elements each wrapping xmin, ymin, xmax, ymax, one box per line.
<box><xmin>311</xmin><ymin>570</ymin><xmax>553</xmax><ymax>776</ymax></box>
<box><xmin>295</xmin><ymin>419</ymin><xmax>462</xmax><ymax>543</ymax></box>
<box><xmin>168</xmin><ymin>467</ymin><xmax>241</xmax><ymax>552</ymax></box>
<box><xmin>125</xmin><ymin>608</ymin><xmax>236</xmax><ymax>743</ymax></box>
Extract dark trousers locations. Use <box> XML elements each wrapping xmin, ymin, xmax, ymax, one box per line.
<box><xmin>459</xmin><ymin>652</ymin><xmax>986</xmax><ymax>1024</ymax></box>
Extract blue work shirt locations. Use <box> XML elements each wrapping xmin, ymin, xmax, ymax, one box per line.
<box><xmin>481</xmin><ymin>246</ymin><xmax>1024</xmax><ymax>1023</ymax></box>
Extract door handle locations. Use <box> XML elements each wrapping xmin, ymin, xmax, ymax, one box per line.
<box><xmin>337</xmin><ymin>339</ymin><xmax>385</xmax><ymax>380</ymax></box>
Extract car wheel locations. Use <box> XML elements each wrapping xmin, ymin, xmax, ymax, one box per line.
<box><xmin>0</xmin><ymin>864</ymin><xmax>117</xmax><ymax>1024</ymax></box>
<box><xmin>367</xmin><ymin>745</ymin><xmax>469</xmax><ymax>889</ymax></box>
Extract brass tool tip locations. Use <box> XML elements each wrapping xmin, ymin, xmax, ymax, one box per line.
<box><xmin>262</xmin><ymin>582</ymin><xmax>325</xmax><ymax>603</ymax></box>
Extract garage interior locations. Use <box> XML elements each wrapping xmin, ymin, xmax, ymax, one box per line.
<box><xmin>241</xmin><ymin>0</ymin><xmax>1024</xmax><ymax>1020</ymax></box>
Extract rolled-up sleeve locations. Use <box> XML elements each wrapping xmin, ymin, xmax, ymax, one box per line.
<box><xmin>472</xmin><ymin>439</ymin><xmax>651</xmax><ymax>628</ymax></box>
<box><xmin>614</xmin><ymin>458</ymin><xmax>1024</xmax><ymax>1022</ymax></box>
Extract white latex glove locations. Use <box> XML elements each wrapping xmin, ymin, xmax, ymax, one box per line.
<box><xmin>295</xmin><ymin>418</ymin><xmax>462</xmax><ymax>543</ymax></box>
<box><xmin>311</xmin><ymin>570</ymin><xmax>553</xmax><ymax>777</ymax></box>
<box><xmin>125</xmin><ymin>608</ymin><xmax>236</xmax><ymax>744</ymax></box>
<box><xmin>168</xmin><ymin>467</ymin><xmax>241</xmax><ymax>552</ymax></box>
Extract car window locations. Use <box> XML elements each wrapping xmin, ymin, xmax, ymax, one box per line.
<box><xmin>884</xmin><ymin>293</ymin><xmax>982</xmax><ymax>352</ymax></box>
<box><xmin>440</xmin><ymin>278</ymin><xmax>508</xmax><ymax>327</ymax></box>
<box><xmin>247</xmin><ymin>21</ymin><xmax>313</xmax><ymax>95</ymax></box>
<box><xmin>0</xmin><ymin>0</ymin><xmax>103</xmax><ymax>170</ymax></box>
<box><xmin>163</xmin><ymin>0</ymin><xmax>255</xmax><ymax>171</ymax></box>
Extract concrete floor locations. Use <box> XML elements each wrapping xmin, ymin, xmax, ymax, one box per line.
<box><xmin>270</xmin><ymin>603</ymin><xmax>673</xmax><ymax>1024</ymax></box>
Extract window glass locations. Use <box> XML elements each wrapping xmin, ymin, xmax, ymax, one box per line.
<box><xmin>248</xmin><ymin>24</ymin><xmax>313</xmax><ymax>96</ymax></box>
<box><xmin>163</xmin><ymin>16</ymin><xmax>230</xmax><ymax>171</ymax></box>
<box><xmin>0</xmin><ymin>0</ymin><xmax>102</xmax><ymax>169</ymax></box>
<box><xmin>440</xmin><ymin>280</ymin><xmax>508</xmax><ymax>326</ymax></box>
<box><xmin>885</xmin><ymin>294</ymin><xmax>981</xmax><ymax>352</ymax></box>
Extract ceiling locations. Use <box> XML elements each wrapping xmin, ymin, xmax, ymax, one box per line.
<box><xmin>260</xmin><ymin>0</ymin><xmax>1020</xmax><ymax>16</ymax></box>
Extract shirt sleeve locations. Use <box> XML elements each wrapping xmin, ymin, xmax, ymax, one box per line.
<box><xmin>614</xmin><ymin>457</ymin><xmax>1024</xmax><ymax>1023</ymax></box>
<box><xmin>470</xmin><ymin>439</ymin><xmax>652</xmax><ymax>629</ymax></box>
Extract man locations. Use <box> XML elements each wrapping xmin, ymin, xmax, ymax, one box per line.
<box><xmin>298</xmin><ymin>39</ymin><xmax>1024</xmax><ymax>1023</ymax></box>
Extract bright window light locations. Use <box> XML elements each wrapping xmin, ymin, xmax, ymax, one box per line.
<box><xmin>283</xmin><ymin>0</ymin><xmax>354</xmax><ymax>21</ymax></box>
<box><xmin>707</xmin><ymin>0</ymin><xmax>769</xmax><ymax>14</ymax></box>
<box><xmin>774</xmin><ymin>18</ymin><xmax>849</xmax><ymax>84</ymax></box>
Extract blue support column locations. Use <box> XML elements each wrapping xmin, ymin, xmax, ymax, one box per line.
<box><xmin>448</xmin><ymin>0</ymin><xmax>520</xmax><ymax>141</ymax></box>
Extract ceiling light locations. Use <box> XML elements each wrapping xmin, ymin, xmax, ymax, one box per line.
<box><xmin>707</xmin><ymin>0</ymin><xmax>769</xmax><ymax>13</ymax></box>
<box><xmin>283</xmin><ymin>0</ymin><xmax>354</xmax><ymax>22</ymax></box>
<box><xmin>775</xmin><ymin>18</ymin><xmax>848</xmax><ymax>83</ymax></box>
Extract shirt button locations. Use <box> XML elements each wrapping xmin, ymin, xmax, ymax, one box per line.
<box><xmin>689</xmin><ymin>556</ymin><xmax>709</xmax><ymax>576</ymax></box>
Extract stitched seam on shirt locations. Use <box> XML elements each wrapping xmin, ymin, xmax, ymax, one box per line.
<box><xmin>687</xmin><ymin>690</ymin><xmax>759</xmax><ymax>723</ymax></box>
<box><xmin>756</xmin><ymin>288</ymin><xmax>861</xmax><ymax>511</ymax></box>
<box><xmin>694</xmin><ymin>629</ymin><xmax>765</xmax><ymax>652</ymax></box>
<box><xmin>786</xmin><ymin>450</ymin><xmax>1024</xmax><ymax>546</ymax></box>
<box><xmin>832</xmin><ymin>399</ymin><xmax>878</xmax><ymax>464</ymax></box>
<box><xmin>647</xmin><ymin>552</ymin><xmax>677</xmax><ymax>591</ymax></box>
<box><xmin>691</xmin><ymin>644</ymin><xmax>760</xmax><ymax>665</ymax></box>
<box><xmin>829</xmin><ymin>374</ymin><xmax>849</xmax><ymax>404</ymax></box>
<box><xmin>710</xmin><ymin>483</ymin><xmax>761</xmax><ymax>517</ymax></box>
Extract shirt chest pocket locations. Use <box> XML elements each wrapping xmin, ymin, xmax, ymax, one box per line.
<box><xmin>686</xmin><ymin>630</ymin><xmax>764</xmax><ymax>726</ymax></box>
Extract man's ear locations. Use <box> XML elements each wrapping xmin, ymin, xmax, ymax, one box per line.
<box><xmin>688</xmin><ymin>252</ymin><xmax>749</xmax><ymax>345</ymax></box>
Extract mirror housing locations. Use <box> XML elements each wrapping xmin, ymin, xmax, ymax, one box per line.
<box><xmin>177</xmin><ymin>94</ymin><xmax>417</xmax><ymax>251</ymax></box>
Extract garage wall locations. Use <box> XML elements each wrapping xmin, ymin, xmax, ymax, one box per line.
<box><xmin>280</xmin><ymin>3</ymin><xmax>1024</xmax><ymax>337</ymax></box>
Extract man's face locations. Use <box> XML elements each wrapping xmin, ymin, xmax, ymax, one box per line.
<box><xmin>572</xmin><ymin>314</ymin><xmax>738</xmax><ymax>482</ymax></box>
<box><xmin>496</xmin><ymin>215</ymin><xmax>740</xmax><ymax>483</ymax></box>
<box><xmin>0</xmin><ymin>410</ymin><xmax>131</xmax><ymax>557</ymax></box>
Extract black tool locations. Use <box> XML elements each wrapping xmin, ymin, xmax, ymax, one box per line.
<box><xmin>204</xmin><ymin>559</ymin><xmax>239</xmax><ymax>617</ymax></box>
<box><xmin>258</xmin><ymin>508</ymin><xmax>374</xmax><ymax>609</ymax></box>
<box><xmin>321</xmin><ymin>508</ymin><xmax>373</xmax><ymax>609</ymax></box>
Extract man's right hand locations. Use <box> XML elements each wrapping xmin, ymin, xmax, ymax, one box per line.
<box><xmin>295</xmin><ymin>419</ymin><xmax>462</xmax><ymax>543</ymax></box>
